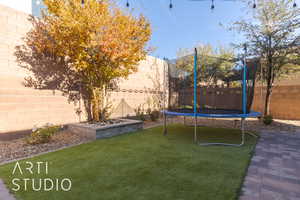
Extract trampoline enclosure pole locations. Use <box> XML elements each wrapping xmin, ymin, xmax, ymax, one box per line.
<box><xmin>243</xmin><ymin>63</ymin><xmax>247</xmax><ymax>114</ymax></box>
<box><xmin>243</xmin><ymin>45</ymin><xmax>247</xmax><ymax>115</ymax></box>
<box><xmin>163</xmin><ymin>58</ymin><xmax>167</xmax><ymax>135</ymax></box>
<box><xmin>241</xmin><ymin>47</ymin><xmax>247</xmax><ymax>145</ymax></box>
<box><xmin>194</xmin><ymin>48</ymin><xmax>198</xmax><ymax>143</ymax></box>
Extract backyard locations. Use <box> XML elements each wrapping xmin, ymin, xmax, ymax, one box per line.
<box><xmin>0</xmin><ymin>124</ymin><xmax>256</xmax><ymax>200</ymax></box>
<box><xmin>0</xmin><ymin>0</ymin><xmax>300</xmax><ymax>199</ymax></box>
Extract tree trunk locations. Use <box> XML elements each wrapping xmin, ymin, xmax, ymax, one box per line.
<box><xmin>99</xmin><ymin>86</ymin><xmax>105</xmax><ymax>122</ymax></box>
<box><xmin>91</xmin><ymin>88</ymin><xmax>100</xmax><ymax>122</ymax></box>
<box><xmin>264</xmin><ymin>84</ymin><xmax>272</xmax><ymax>116</ymax></box>
<box><xmin>90</xmin><ymin>86</ymin><xmax>107</xmax><ymax>122</ymax></box>
<box><xmin>81</xmin><ymin>86</ymin><xmax>93</xmax><ymax>122</ymax></box>
<box><xmin>264</xmin><ymin>36</ymin><xmax>273</xmax><ymax>116</ymax></box>
<box><xmin>84</xmin><ymin>99</ymin><xmax>93</xmax><ymax>122</ymax></box>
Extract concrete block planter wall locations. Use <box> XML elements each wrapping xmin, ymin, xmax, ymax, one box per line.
<box><xmin>68</xmin><ymin>119</ymin><xmax>143</xmax><ymax>140</ymax></box>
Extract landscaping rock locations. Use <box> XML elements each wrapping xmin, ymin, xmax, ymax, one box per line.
<box><xmin>0</xmin><ymin>131</ymin><xmax>92</xmax><ymax>165</ymax></box>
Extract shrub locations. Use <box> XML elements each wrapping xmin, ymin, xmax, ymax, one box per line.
<box><xmin>146</xmin><ymin>108</ymin><xmax>152</xmax><ymax>116</ymax></box>
<box><xmin>150</xmin><ymin>110</ymin><xmax>160</xmax><ymax>121</ymax></box>
<box><xmin>139</xmin><ymin>113</ymin><xmax>146</xmax><ymax>121</ymax></box>
<box><xmin>263</xmin><ymin>115</ymin><xmax>273</xmax><ymax>125</ymax></box>
<box><xmin>26</xmin><ymin>125</ymin><xmax>61</xmax><ymax>145</ymax></box>
<box><xmin>134</xmin><ymin>105</ymin><xmax>146</xmax><ymax>121</ymax></box>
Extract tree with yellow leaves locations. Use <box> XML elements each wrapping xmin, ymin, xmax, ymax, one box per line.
<box><xmin>16</xmin><ymin>0</ymin><xmax>151</xmax><ymax>121</ymax></box>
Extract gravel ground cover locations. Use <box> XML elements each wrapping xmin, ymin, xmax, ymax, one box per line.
<box><xmin>0</xmin><ymin>131</ymin><xmax>92</xmax><ymax>165</ymax></box>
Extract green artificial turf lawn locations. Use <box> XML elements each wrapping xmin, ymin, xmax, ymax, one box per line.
<box><xmin>0</xmin><ymin>124</ymin><xmax>256</xmax><ymax>200</ymax></box>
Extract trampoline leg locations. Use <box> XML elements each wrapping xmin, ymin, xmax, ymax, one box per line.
<box><xmin>241</xmin><ymin>118</ymin><xmax>245</xmax><ymax>146</ymax></box>
<box><xmin>163</xmin><ymin>112</ymin><xmax>167</xmax><ymax>136</ymax></box>
<box><xmin>194</xmin><ymin>116</ymin><xmax>197</xmax><ymax>143</ymax></box>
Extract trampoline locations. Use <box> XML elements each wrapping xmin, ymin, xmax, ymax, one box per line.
<box><xmin>163</xmin><ymin>48</ymin><xmax>261</xmax><ymax>146</ymax></box>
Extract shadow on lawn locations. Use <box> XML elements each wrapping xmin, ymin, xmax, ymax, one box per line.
<box><xmin>165</xmin><ymin>116</ymin><xmax>300</xmax><ymax>134</ymax></box>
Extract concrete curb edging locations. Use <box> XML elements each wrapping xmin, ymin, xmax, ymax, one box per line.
<box><xmin>68</xmin><ymin>119</ymin><xmax>143</xmax><ymax>140</ymax></box>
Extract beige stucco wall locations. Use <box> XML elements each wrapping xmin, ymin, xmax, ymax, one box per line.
<box><xmin>0</xmin><ymin>4</ymin><xmax>166</xmax><ymax>133</ymax></box>
<box><xmin>252</xmin><ymin>85</ymin><xmax>300</xmax><ymax>120</ymax></box>
<box><xmin>252</xmin><ymin>73</ymin><xmax>300</xmax><ymax>120</ymax></box>
<box><xmin>109</xmin><ymin>57</ymin><xmax>165</xmax><ymax>118</ymax></box>
<box><xmin>0</xmin><ymin>0</ymin><xmax>32</xmax><ymax>14</ymax></box>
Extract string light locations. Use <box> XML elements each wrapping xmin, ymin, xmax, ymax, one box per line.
<box><xmin>211</xmin><ymin>0</ymin><xmax>215</xmax><ymax>10</ymax></box>
<box><xmin>34</xmin><ymin>0</ymin><xmax>268</xmax><ymax>10</ymax></box>
<box><xmin>169</xmin><ymin>0</ymin><xmax>173</xmax><ymax>9</ymax></box>
<box><xmin>253</xmin><ymin>0</ymin><xmax>256</xmax><ymax>9</ymax></box>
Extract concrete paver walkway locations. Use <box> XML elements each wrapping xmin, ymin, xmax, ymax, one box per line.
<box><xmin>240</xmin><ymin>132</ymin><xmax>300</xmax><ymax>200</ymax></box>
<box><xmin>0</xmin><ymin>179</ymin><xmax>15</xmax><ymax>200</ymax></box>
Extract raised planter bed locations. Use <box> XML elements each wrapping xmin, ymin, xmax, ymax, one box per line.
<box><xmin>68</xmin><ymin>119</ymin><xmax>143</xmax><ymax>140</ymax></box>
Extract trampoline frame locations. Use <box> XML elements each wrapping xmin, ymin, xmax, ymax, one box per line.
<box><xmin>163</xmin><ymin>48</ymin><xmax>261</xmax><ymax>147</ymax></box>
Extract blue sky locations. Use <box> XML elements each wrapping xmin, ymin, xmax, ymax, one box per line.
<box><xmin>32</xmin><ymin>0</ymin><xmax>251</xmax><ymax>59</ymax></box>
<box><xmin>118</xmin><ymin>0</ymin><xmax>250</xmax><ymax>59</ymax></box>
